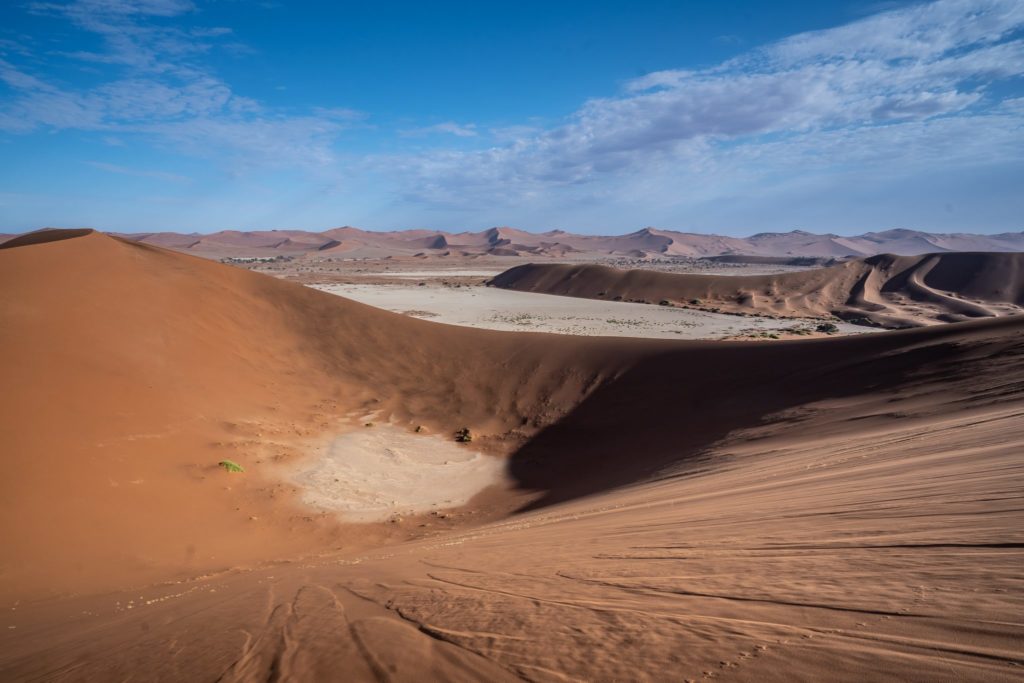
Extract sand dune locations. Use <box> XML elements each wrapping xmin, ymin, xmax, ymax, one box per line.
<box><xmin>16</xmin><ymin>225</ymin><xmax>1009</xmax><ymax>259</ymax></box>
<box><xmin>2</xmin><ymin>229</ymin><xmax>1023</xmax><ymax>681</ymax></box>
<box><xmin>0</xmin><ymin>229</ymin><xmax>645</xmax><ymax>599</ymax></box>
<box><xmin>490</xmin><ymin>252</ymin><xmax>1024</xmax><ymax>328</ymax></box>
<box><xmin>8</xmin><ymin>226</ymin><xmax>1024</xmax><ymax>259</ymax></box>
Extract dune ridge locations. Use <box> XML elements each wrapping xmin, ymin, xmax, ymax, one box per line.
<box><xmin>7</xmin><ymin>226</ymin><xmax>1024</xmax><ymax>259</ymax></box>
<box><xmin>0</xmin><ymin>229</ymin><xmax>637</xmax><ymax>599</ymax></box>
<box><xmin>1</xmin><ymin>230</ymin><xmax>1023</xmax><ymax>681</ymax></box>
<box><xmin>118</xmin><ymin>226</ymin><xmax>1024</xmax><ymax>259</ymax></box>
<box><xmin>489</xmin><ymin>252</ymin><xmax>1024</xmax><ymax>328</ymax></box>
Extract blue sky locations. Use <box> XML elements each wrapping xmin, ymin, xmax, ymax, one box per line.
<box><xmin>1</xmin><ymin>0</ymin><xmax>1022</xmax><ymax>235</ymax></box>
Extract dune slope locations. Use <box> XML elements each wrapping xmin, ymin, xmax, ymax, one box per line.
<box><xmin>1</xmin><ymin>231</ymin><xmax>1023</xmax><ymax>681</ymax></box>
<box><xmin>490</xmin><ymin>252</ymin><xmax>1024</xmax><ymax>327</ymax></box>
<box><xmin>0</xmin><ymin>230</ymin><xmax>635</xmax><ymax>599</ymax></box>
<box><xmin>96</xmin><ymin>225</ymin><xmax>1024</xmax><ymax>258</ymax></box>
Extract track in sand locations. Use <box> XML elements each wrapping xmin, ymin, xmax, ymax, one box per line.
<box><xmin>1</xmin><ymin>230</ymin><xmax>1022</xmax><ymax>681</ymax></box>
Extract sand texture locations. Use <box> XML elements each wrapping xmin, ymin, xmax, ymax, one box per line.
<box><xmin>1</xmin><ymin>229</ymin><xmax>1022</xmax><ymax>681</ymax></box>
<box><xmin>490</xmin><ymin>253</ymin><xmax>1024</xmax><ymax>328</ymax></box>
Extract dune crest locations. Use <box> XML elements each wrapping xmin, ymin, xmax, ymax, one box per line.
<box><xmin>0</xmin><ymin>231</ymin><xmax>627</xmax><ymax>599</ymax></box>
<box><xmin>490</xmin><ymin>252</ymin><xmax>1024</xmax><ymax>327</ymax></box>
<box><xmin>8</xmin><ymin>226</ymin><xmax>1024</xmax><ymax>259</ymax></box>
<box><xmin>0</xmin><ymin>228</ymin><xmax>95</xmax><ymax>249</ymax></box>
<box><xmin>2</xmin><ymin>233</ymin><xmax>1024</xmax><ymax>681</ymax></box>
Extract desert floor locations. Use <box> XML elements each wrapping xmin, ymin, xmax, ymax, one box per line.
<box><xmin>249</xmin><ymin>255</ymin><xmax>867</xmax><ymax>340</ymax></box>
<box><xmin>2</xmin><ymin>233</ymin><xmax>1021</xmax><ymax>682</ymax></box>
<box><xmin>6</xmin><ymin>350</ymin><xmax>1022</xmax><ymax>681</ymax></box>
<box><xmin>311</xmin><ymin>282</ymin><xmax>872</xmax><ymax>340</ymax></box>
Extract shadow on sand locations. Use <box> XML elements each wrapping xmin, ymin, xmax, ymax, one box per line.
<box><xmin>506</xmin><ymin>317</ymin><xmax>1020</xmax><ymax>511</ymax></box>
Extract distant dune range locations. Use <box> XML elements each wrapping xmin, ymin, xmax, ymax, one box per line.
<box><xmin>490</xmin><ymin>252</ymin><xmax>1024</xmax><ymax>328</ymax></box>
<box><xmin>2</xmin><ymin>230</ymin><xmax>1023</xmax><ymax>681</ymax></box>
<box><xmin>4</xmin><ymin>225</ymin><xmax>1024</xmax><ymax>258</ymax></box>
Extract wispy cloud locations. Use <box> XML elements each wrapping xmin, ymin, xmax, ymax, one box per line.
<box><xmin>715</xmin><ymin>34</ymin><xmax>744</xmax><ymax>46</ymax></box>
<box><xmin>85</xmin><ymin>160</ymin><xmax>191</xmax><ymax>183</ymax></box>
<box><xmin>2</xmin><ymin>0</ymin><xmax>1022</xmax><ymax>231</ymax></box>
<box><xmin>379</xmin><ymin>0</ymin><xmax>1024</xmax><ymax>211</ymax></box>
<box><xmin>2</xmin><ymin>0</ymin><xmax>356</xmax><ymax>170</ymax></box>
<box><xmin>400</xmin><ymin>121</ymin><xmax>479</xmax><ymax>138</ymax></box>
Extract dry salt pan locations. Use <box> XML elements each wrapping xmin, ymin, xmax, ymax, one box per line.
<box><xmin>291</xmin><ymin>425</ymin><xmax>506</xmax><ymax>522</ymax></box>
<box><xmin>309</xmin><ymin>283</ymin><xmax>874</xmax><ymax>339</ymax></box>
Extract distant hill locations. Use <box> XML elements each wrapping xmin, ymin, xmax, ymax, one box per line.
<box><xmin>4</xmin><ymin>226</ymin><xmax>1023</xmax><ymax>258</ymax></box>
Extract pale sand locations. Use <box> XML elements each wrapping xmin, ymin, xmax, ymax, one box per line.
<box><xmin>356</xmin><ymin>269</ymin><xmax>506</xmax><ymax>278</ymax></box>
<box><xmin>290</xmin><ymin>425</ymin><xmax>506</xmax><ymax>522</ymax></box>
<box><xmin>311</xmin><ymin>282</ymin><xmax>873</xmax><ymax>339</ymax></box>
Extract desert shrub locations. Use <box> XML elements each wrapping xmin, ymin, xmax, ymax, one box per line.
<box><xmin>816</xmin><ymin>322</ymin><xmax>839</xmax><ymax>334</ymax></box>
<box><xmin>218</xmin><ymin>460</ymin><xmax>245</xmax><ymax>473</ymax></box>
<box><xmin>454</xmin><ymin>427</ymin><xmax>472</xmax><ymax>443</ymax></box>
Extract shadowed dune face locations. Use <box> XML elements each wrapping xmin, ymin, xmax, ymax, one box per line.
<box><xmin>0</xmin><ymin>228</ymin><xmax>95</xmax><ymax>249</ymax></box>
<box><xmin>1</xmin><ymin>231</ymin><xmax>1021</xmax><ymax>595</ymax></box>
<box><xmin>508</xmin><ymin>320</ymin><xmax>1023</xmax><ymax>508</ymax></box>
<box><xmin>2</xmin><ymin>233</ymin><xmax>1024</xmax><ymax>681</ymax></box>
<box><xmin>490</xmin><ymin>253</ymin><xmax>1024</xmax><ymax>328</ymax></box>
<box><xmin>0</xmin><ymin>231</ymin><xmax>635</xmax><ymax>598</ymax></box>
<box><xmin>702</xmin><ymin>254</ymin><xmax>838</xmax><ymax>266</ymax></box>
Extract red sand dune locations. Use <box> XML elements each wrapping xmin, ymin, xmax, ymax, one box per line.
<box><xmin>0</xmin><ymin>229</ymin><xmax>627</xmax><ymax>600</ymax></box>
<box><xmin>89</xmin><ymin>225</ymin><xmax>1024</xmax><ymax>258</ymax></box>
<box><xmin>1</xmin><ymin>230</ymin><xmax>1023</xmax><ymax>681</ymax></box>
<box><xmin>490</xmin><ymin>253</ymin><xmax>1024</xmax><ymax>327</ymax></box>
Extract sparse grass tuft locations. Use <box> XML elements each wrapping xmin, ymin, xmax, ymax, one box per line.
<box><xmin>218</xmin><ymin>460</ymin><xmax>245</xmax><ymax>473</ymax></box>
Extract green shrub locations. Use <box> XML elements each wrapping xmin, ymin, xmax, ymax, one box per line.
<box><xmin>218</xmin><ymin>460</ymin><xmax>245</xmax><ymax>473</ymax></box>
<box><xmin>454</xmin><ymin>427</ymin><xmax>472</xmax><ymax>443</ymax></box>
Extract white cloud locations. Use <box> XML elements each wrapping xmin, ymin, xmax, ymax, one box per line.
<box><xmin>762</xmin><ymin>0</ymin><xmax>1024</xmax><ymax>64</ymax></box>
<box><xmin>85</xmin><ymin>160</ymin><xmax>191</xmax><ymax>183</ymax></box>
<box><xmin>2</xmin><ymin>0</ymin><xmax>1022</xmax><ymax>228</ymax></box>
<box><xmin>400</xmin><ymin>121</ymin><xmax>479</xmax><ymax>137</ymax></box>
<box><xmin>382</xmin><ymin>0</ymin><xmax>1024</xmax><ymax>209</ymax></box>
<box><xmin>190</xmin><ymin>27</ymin><xmax>231</xmax><ymax>38</ymax></box>
<box><xmin>0</xmin><ymin>58</ymin><xmax>56</xmax><ymax>92</ymax></box>
<box><xmin>2</xmin><ymin>0</ymin><xmax>356</xmax><ymax>170</ymax></box>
